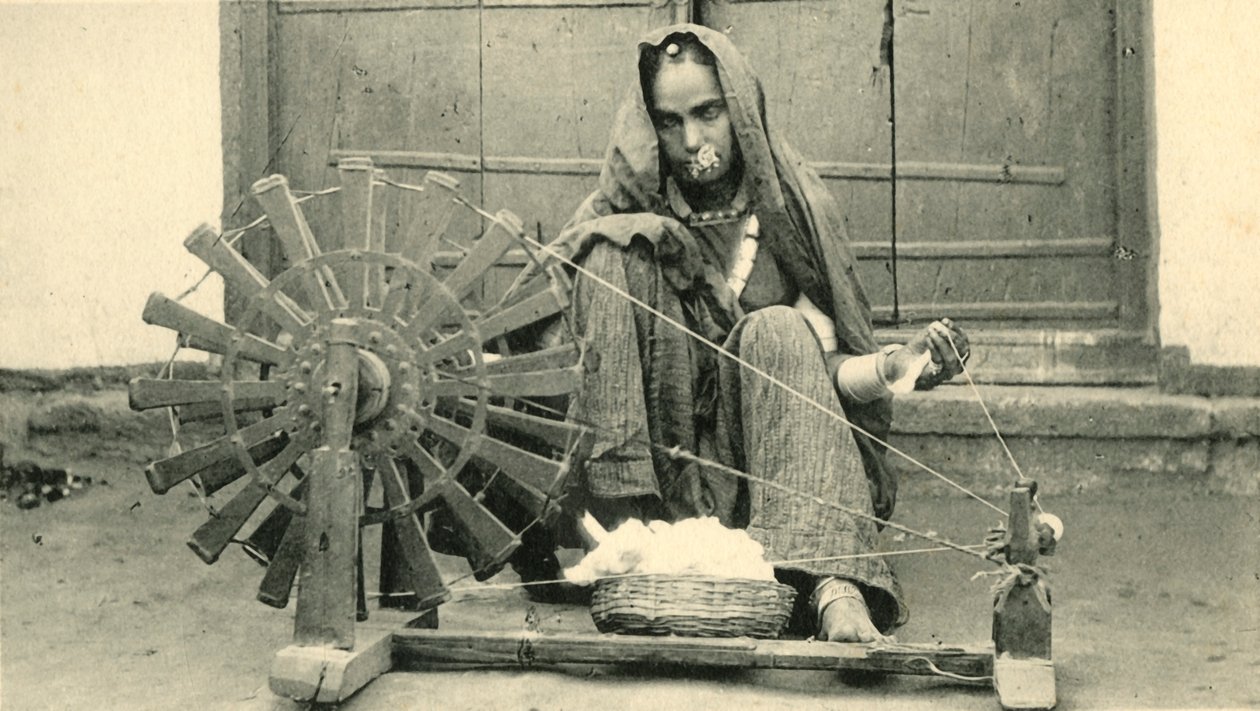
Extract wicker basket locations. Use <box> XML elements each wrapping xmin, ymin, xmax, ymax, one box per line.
<box><xmin>590</xmin><ymin>574</ymin><xmax>796</xmax><ymax>639</ymax></box>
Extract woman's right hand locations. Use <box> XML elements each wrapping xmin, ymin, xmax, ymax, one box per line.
<box><xmin>884</xmin><ymin>318</ymin><xmax>971</xmax><ymax>390</ymax></box>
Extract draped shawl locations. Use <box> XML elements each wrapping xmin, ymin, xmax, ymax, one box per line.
<box><xmin>550</xmin><ymin>23</ymin><xmax>898</xmax><ymax>520</ymax></box>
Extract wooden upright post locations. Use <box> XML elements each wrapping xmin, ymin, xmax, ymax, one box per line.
<box><xmin>992</xmin><ymin>483</ymin><xmax>1055</xmax><ymax>710</ymax></box>
<box><xmin>271</xmin><ymin>319</ymin><xmax>393</xmax><ymax>702</ymax></box>
<box><xmin>294</xmin><ymin>318</ymin><xmax>361</xmax><ymax>649</ymax></box>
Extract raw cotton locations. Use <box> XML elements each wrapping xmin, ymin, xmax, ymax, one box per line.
<box><xmin>563</xmin><ymin>515</ymin><xmax>776</xmax><ymax>585</ymax></box>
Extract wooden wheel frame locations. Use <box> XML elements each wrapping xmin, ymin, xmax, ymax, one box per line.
<box><xmin>130</xmin><ymin>157</ymin><xmax>589</xmax><ymax>660</ymax></box>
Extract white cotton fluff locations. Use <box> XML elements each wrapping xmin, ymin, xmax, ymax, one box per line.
<box><xmin>562</xmin><ymin>514</ymin><xmax>776</xmax><ymax>585</ymax></box>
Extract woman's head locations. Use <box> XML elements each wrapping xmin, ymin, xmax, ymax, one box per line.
<box><xmin>640</xmin><ymin>33</ymin><xmax>741</xmax><ymax>194</ymax></box>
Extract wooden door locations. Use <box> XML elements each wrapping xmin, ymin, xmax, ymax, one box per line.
<box><xmin>694</xmin><ymin>0</ymin><xmax>1155</xmax><ymax>382</ymax></box>
<box><xmin>891</xmin><ymin>0</ymin><xmax>1122</xmax><ymax>329</ymax></box>
<box><xmin>478</xmin><ymin>0</ymin><xmax>688</xmax><ymax>294</ymax></box>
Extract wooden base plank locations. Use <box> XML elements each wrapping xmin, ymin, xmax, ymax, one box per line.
<box><xmin>391</xmin><ymin>630</ymin><xmax>994</xmax><ymax>679</ymax></box>
<box><xmin>269</xmin><ymin>627</ymin><xmax>394</xmax><ymax>703</ymax></box>
<box><xmin>993</xmin><ymin>656</ymin><xmax>1056</xmax><ymax>710</ymax></box>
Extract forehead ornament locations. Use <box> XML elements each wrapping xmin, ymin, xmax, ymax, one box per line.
<box><xmin>664</xmin><ymin>42</ymin><xmax>681</xmax><ymax>57</ymax></box>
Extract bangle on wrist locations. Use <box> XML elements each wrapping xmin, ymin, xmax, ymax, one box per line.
<box><xmin>835</xmin><ymin>351</ymin><xmax>891</xmax><ymax>403</ymax></box>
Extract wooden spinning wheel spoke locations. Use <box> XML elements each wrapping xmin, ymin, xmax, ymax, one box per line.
<box><xmin>184</xmin><ymin>225</ymin><xmax>311</xmax><ymax>337</ymax></box>
<box><xmin>438</xmin><ymin>210</ymin><xmax>522</xmax><ymax>302</ymax></box>
<box><xmin>187</xmin><ymin>437</ymin><xmax>310</xmax><ymax>564</ymax></box>
<box><xmin>419</xmin><ymin>413</ymin><xmax>570</xmax><ymax>495</ymax></box>
<box><xmin>399</xmin><ymin>295</ymin><xmax>464</xmax><ymax>346</ymax></box>
<box><xmin>477</xmin><ymin>274</ymin><xmax>570</xmax><ymax>341</ymax></box>
<box><xmin>411</xmin><ymin>330</ymin><xmax>478</xmax><ymax>368</ymax></box>
<box><xmin>456</xmin><ymin>400</ymin><xmax>587</xmax><ymax>452</ymax></box>
<box><xmin>129</xmin><ymin>378</ymin><xmax>287</xmax><ymax>411</ymax></box>
<box><xmin>428</xmin><ymin>366</ymin><xmax>583</xmax><ymax>400</ymax></box>
<box><xmin>144</xmin><ymin>409</ymin><xmax>296</xmax><ymax>494</ymax></box>
<box><xmin>357</xmin><ymin>443</ymin><xmax>449</xmax><ymax>524</ymax></box>
<box><xmin>481</xmin><ymin>469</ymin><xmax>557</xmax><ymax>524</ymax></box>
<box><xmin>250</xmin><ymin>175</ymin><xmax>347</xmax><ymax>312</ymax></box>
<box><xmin>377</xmin><ymin>459</ymin><xmax>452</xmax><ymax>608</ymax></box>
<box><xmin>481</xmin><ymin>343</ymin><xmax>580</xmax><ymax>374</ymax></box>
<box><xmin>426</xmin><ymin>479</ymin><xmax>520</xmax><ymax>582</ymax></box>
<box><xmin>385</xmin><ymin>431</ymin><xmax>558</xmax><ymax>535</ymax></box>
<box><xmin>378</xmin><ymin>273</ymin><xmax>425</xmax><ymax>326</ymax></box>
<box><xmin>391</xmin><ymin>436</ymin><xmax>447</xmax><ymax>488</ymax></box>
<box><xmin>336</xmin><ymin>159</ymin><xmax>381</xmax><ymax>310</ymax></box>
<box><xmin>414</xmin><ymin>289</ymin><xmax>574</xmax><ymax>380</ymax></box>
<box><xmin>240</xmin><ymin>470</ymin><xmax>306</xmax><ymax>561</ymax></box>
<box><xmin>142</xmin><ymin>292</ymin><xmax>293</xmax><ymax>367</ymax></box>
<box><xmin>175</xmin><ymin>400</ymin><xmax>279</xmax><ymax>426</ymax></box>
<box><xmin>395</xmin><ymin>171</ymin><xmax>460</xmax><ymax>271</ymax></box>
<box><xmin>193</xmin><ymin>433</ymin><xmax>289</xmax><ymax>496</ymax></box>
<box><xmin>257</xmin><ymin>512</ymin><xmax>305</xmax><ymax>609</ymax></box>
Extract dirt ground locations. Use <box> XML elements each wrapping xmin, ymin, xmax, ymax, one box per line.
<box><xmin>2</xmin><ymin>439</ymin><xmax>1258</xmax><ymax>710</ymax></box>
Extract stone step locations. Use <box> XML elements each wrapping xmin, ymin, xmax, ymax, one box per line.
<box><xmin>875</xmin><ymin>328</ymin><xmax>1158</xmax><ymax>386</ymax></box>
<box><xmin>886</xmin><ymin>385</ymin><xmax>1260</xmax><ymax>499</ymax></box>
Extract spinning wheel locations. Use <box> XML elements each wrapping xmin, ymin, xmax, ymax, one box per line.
<box><xmin>132</xmin><ymin>158</ymin><xmax>1060</xmax><ymax>709</ymax></box>
<box><xmin>129</xmin><ymin>158</ymin><xmax>588</xmax><ymax>650</ymax></box>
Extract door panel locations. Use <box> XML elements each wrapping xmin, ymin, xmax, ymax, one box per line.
<box><xmin>273</xmin><ymin>6</ymin><xmax>486</xmax><ymax>252</ymax></box>
<box><xmin>700</xmin><ymin>0</ymin><xmax>896</xmax><ymax>309</ymax></box>
<box><xmin>480</xmin><ymin>2</ymin><xmax>682</xmax><ymax>298</ymax></box>
<box><xmin>892</xmin><ymin>0</ymin><xmax>1118</xmax><ymax>325</ymax></box>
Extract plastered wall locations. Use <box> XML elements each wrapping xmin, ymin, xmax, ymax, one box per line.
<box><xmin>1153</xmin><ymin>1</ymin><xmax>1260</xmax><ymax>366</ymax></box>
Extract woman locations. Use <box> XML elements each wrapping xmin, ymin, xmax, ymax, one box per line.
<box><xmin>528</xmin><ymin>24</ymin><xmax>968</xmax><ymax>643</ymax></box>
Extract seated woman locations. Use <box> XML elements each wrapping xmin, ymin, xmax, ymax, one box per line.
<box><xmin>520</xmin><ymin>24</ymin><xmax>969</xmax><ymax>643</ymax></box>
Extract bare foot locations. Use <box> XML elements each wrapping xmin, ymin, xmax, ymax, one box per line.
<box><xmin>814</xmin><ymin>579</ymin><xmax>892</xmax><ymax>643</ymax></box>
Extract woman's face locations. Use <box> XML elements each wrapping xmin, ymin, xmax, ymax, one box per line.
<box><xmin>649</xmin><ymin>58</ymin><xmax>738</xmax><ymax>190</ymax></box>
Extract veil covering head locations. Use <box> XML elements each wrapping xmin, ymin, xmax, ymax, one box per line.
<box><xmin>554</xmin><ymin>23</ymin><xmax>898</xmax><ymax>520</ymax></box>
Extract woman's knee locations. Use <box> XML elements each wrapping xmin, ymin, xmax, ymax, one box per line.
<box><xmin>738</xmin><ymin>305</ymin><xmax>819</xmax><ymax>354</ymax></box>
<box><xmin>576</xmin><ymin>239</ymin><xmax>660</xmax><ymax>293</ymax></box>
<box><xmin>576</xmin><ymin>240</ymin><xmax>627</xmax><ymax>279</ymax></box>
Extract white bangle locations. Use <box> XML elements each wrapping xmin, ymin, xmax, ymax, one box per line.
<box><xmin>835</xmin><ymin>351</ymin><xmax>890</xmax><ymax>403</ymax></box>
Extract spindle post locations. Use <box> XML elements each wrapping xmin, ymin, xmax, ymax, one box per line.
<box><xmin>992</xmin><ymin>482</ymin><xmax>1055</xmax><ymax>710</ymax></box>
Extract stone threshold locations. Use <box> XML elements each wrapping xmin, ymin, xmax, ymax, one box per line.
<box><xmin>887</xmin><ymin>385</ymin><xmax>1260</xmax><ymax>497</ymax></box>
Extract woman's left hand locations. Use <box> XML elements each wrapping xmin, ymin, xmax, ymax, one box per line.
<box><xmin>892</xmin><ymin>318</ymin><xmax>971</xmax><ymax>390</ymax></box>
